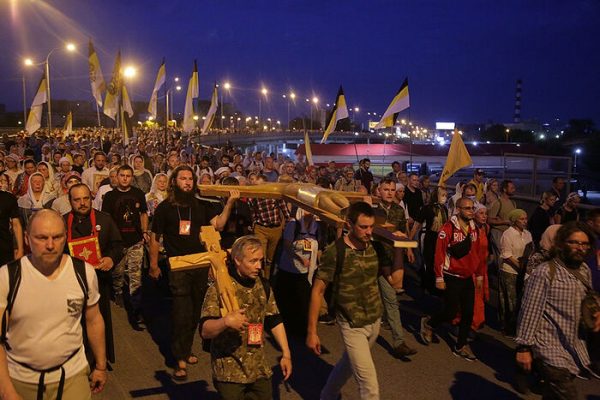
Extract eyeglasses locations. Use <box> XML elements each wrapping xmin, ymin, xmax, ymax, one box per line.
<box><xmin>565</xmin><ymin>240</ymin><xmax>591</xmax><ymax>249</ymax></box>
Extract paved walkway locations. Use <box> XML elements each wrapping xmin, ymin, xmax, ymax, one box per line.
<box><xmin>95</xmin><ymin>271</ymin><xmax>600</xmax><ymax>400</ymax></box>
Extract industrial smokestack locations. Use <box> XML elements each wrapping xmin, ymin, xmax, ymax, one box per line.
<box><xmin>513</xmin><ymin>79</ymin><xmax>522</xmax><ymax>123</ymax></box>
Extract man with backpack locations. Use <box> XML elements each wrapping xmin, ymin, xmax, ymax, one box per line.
<box><xmin>0</xmin><ymin>209</ymin><xmax>107</xmax><ymax>400</ymax></box>
<box><xmin>200</xmin><ymin>235</ymin><xmax>292</xmax><ymax>400</ymax></box>
<box><xmin>516</xmin><ymin>222</ymin><xmax>600</xmax><ymax>399</ymax></box>
<box><xmin>306</xmin><ymin>201</ymin><xmax>391</xmax><ymax>400</ymax></box>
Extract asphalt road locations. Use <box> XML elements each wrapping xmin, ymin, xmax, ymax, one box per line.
<box><xmin>96</xmin><ymin>272</ymin><xmax>600</xmax><ymax>400</ymax></box>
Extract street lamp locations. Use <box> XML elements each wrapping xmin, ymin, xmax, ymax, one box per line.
<box><xmin>283</xmin><ymin>91</ymin><xmax>296</xmax><ymax>131</ymax></box>
<box><xmin>22</xmin><ymin>58</ymin><xmax>36</xmax><ymax>126</ymax></box>
<box><xmin>574</xmin><ymin>148</ymin><xmax>582</xmax><ymax>173</ymax></box>
<box><xmin>221</xmin><ymin>81</ymin><xmax>231</xmax><ymax>129</ymax></box>
<box><xmin>43</xmin><ymin>42</ymin><xmax>77</xmax><ymax>131</ymax></box>
<box><xmin>259</xmin><ymin>87</ymin><xmax>268</xmax><ymax>129</ymax></box>
<box><xmin>123</xmin><ymin>65</ymin><xmax>137</xmax><ymax>79</ymax></box>
<box><xmin>311</xmin><ymin>96</ymin><xmax>319</xmax><ymax>131</ymax></box>
<box><xmin>166</xmin><ymin>78</ymin><xmax>182</xmax><ymax>124</ymax></box>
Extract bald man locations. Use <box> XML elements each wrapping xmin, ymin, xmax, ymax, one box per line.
<box><xmin>0</xmin><ymin>209</ymin><xmax>107</xmax><ymax>400</ymax></box>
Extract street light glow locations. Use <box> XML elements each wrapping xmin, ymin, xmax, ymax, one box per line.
<box><xmin>174</xmin><ymin>77</ymin><xmax>179</xmax><ymax>82</ymax></box>
<box><xmin>261</xmin><ymin>87</ymin><xmax>268</xmax><ymax>96</ymax></box>
<box><xmin>123</xmin><ymin>65</ymin><xmax>137</xmax><ymax>78</ymax></box>
<box><xmin>175</xmin><ymin>85</ymin><xmax>182</xmax><ymax>91</ymax></box>
<box><xmin>223</xmin><ymin>82</ymin><xmax>231</xmax><ymax>90</ymax></box>
<box><xmin>65</xmin><ymin>43</ymin><xmax>76</xmax><ymax>52</ymax></box>
<box><xmin>290</xmin><ymin>92</ymin><xmax>296</xmax><ymax>99</ymax></box>
<box><xmin>24</xmin><ymin>58</ymin><xmax>33</xmax><ymax>66</ymax></box>
<box><xmin>354</xmin><ymin>107</ymin><xmax>359</xmax><ymax>112</ymax></box>
<box><xmin>575</xmin><ymin>148</ymin><xmax>582</xmax><ymax>154</ymax></box>
<box><xmin>312</xmin><ymin>96</ymin><xmax>319</xmax><ymax>104</ymax></box>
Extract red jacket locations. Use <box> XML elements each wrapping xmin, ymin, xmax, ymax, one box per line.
<box><xmin>434</xmin><ymin>216</ymin><xmax>484</xmax><ymax>281</ymax></box>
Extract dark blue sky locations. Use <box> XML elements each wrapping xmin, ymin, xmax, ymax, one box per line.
<box><xmin>1</xmin><ymin>0</ymin><xmax>599</xmax><ymax>126</ymax></box>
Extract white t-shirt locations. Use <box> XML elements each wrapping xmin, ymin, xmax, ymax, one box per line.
<box><xmin>0</xmin><ymin>256</ymin><xmax>100</xmax><ymax>383</ymax></box>
<box><xmin>500</xmin><ymin>226</ymin><xmax>533</xmax><ymax>274</ymax></box>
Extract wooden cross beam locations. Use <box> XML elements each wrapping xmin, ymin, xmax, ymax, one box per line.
<box><xmin>168</xmin><ymin>226</ymin><xmax>239</xmax><ymax>316</ymax></box>
<box><xmin>198</xmin><ymin>182</ymin><xmax>417</xmax><ymax>248</ymax></box>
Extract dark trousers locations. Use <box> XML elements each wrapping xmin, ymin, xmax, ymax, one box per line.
<box><xmin>274</xmin><ymin>269</ymin><xmax>310</xmax><ymax>336</ymax></box>
<box><xmin>168</xmin><ymin>268</ymin><xmax>209</xmax><ymax>361</ymax></box>
<box><xmin>429</xmin><ymin>274</ymin><xmax>475</xmax><ymax>348</ymax></box>
<box><xmin>539</xmin><ymin>363</ymin><xmax>578</xmax><ymax>400</ymax></box>
<box><xmin>214</xmin><ymin>377</ymin><xmax>272</xmax><ymax>400</ymax></box>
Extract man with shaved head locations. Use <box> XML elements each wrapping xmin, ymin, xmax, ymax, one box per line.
<box><xmin>0</xmin><ymin>209</ymin><xmax>107</xmax><ymax>399</ymax></box>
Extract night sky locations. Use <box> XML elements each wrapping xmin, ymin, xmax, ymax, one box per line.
<box><xmin>1</xmin><ymin>0</ymin><xmax>599</xmax><ymax>126</ymax></box>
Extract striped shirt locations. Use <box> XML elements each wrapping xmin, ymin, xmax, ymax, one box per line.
<box><xmin>516</xmin><ymin>258</ymin><xmax>592</xmax><ymax>374</ymax></box>
<box><xmin>247</xmin><ymin>198</ymin><xmax>291</xmax><ymax>227</ymax></box>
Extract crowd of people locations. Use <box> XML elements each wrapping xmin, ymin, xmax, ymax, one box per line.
<box><xmin>0</xmin><ymin>128</ymin><xmax>598</xmax><ymax>400</ymax></box>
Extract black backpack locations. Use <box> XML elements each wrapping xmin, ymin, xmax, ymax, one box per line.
<box><xmin>1</xmin><ymin>256</ymin><xmax>88</xmax><ymax>351</ymax></box>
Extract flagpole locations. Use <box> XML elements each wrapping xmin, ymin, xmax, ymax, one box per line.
<box><xmin>96</xmin><ymin>103</ymin><xmax>101</xmax><ymax>127</ymax></box>
<box><xmin>164</xmin><ymin>82</ymin><xmax>168</xmax><ymax>139</ymax></box>
<box><xmin>408</xmin><ymin>109</ymin><xmax>413</xmax><ymax>170</ymax></box>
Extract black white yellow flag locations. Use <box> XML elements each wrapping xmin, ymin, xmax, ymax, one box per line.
<box><xmin>88</xmin><ymin>39</ymin><xmax>106</xmax><ymax>107</ymax></box>
<box><xmin>304</xmin><ymin>130</ymin><xmax>314</xmax><ymax>166</ymax></box>
<box><xmin>439</xmin><ymin>129</ymin><xmax>473</xmax><ymax>186</ymax></box>
<box><xmin>121</xmin><ymin>106</ymin><xmax>133</xmax><ymax>146</ymax></box>
<box><xmin>201</xmin><ymin>84</ymin><xmax>218</xmax><ymax>135</ymax></box>
<box><xmin>121</xmin><ymin>84</ymin><xmax>134</xmax><ymax>117</ymax></box>
<box><xmin>320</xmin><ymin>86</ymin><xmax>349</xmax><ymax>143</ymax></box>
<box><xmin>103</xmin><ymin>51</ymin><xmax>122</xmax><ymax>120</ymax></box>
<box><xmin>63</xmin><ymin>111</ymin><xmax>73</xmax><ymax>139</ymax></box>
<box><xmin>25</xmin><ymin>72</ymin><xmax>48</xmax><ymax>134</ymax></box>
<box><xmin>182</xmin><ymin>60</ymin><xmax>199</xmax><ymax>133</ymax></box>
<box><xmin>148</xmin><ymin>58</ymin><xmax>166</xmax><ymax>118</ymax></box>
<box><xmin>375</xmin><ymin>78</ymin><xmax>409</xmax><ymax>129</ymax></box>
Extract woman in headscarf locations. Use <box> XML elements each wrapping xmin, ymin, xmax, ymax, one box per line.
<box><xmin>0</xmin><ymin>171</ymin><xmax>12</xmax><ymax>192</ymax></box>
<box><xmin>525</xmin><ymin>224</ymin><xmax>560</xmax><ymax>278</ymax></box>
<box><xmin>415</xmin><ymin>187</ymin><xmax>449</xmax><ymax>294</ymax></box>
<box><xmin>50</xmin><ymin>171</ymin><xmax>82</xmax><ymax>215</ymax></box>
<box><xmin>146</xmin><ymin>173</ymin><xmax>168</xmax><ymax>218</ymax></box>
<box><xmin>17</xmin><ymin>172</ymin><xmax>55</xmax><ymax>226</ymax></box>
<box><xmin>37</xmin><ymin>161</ymin><xmax>60</xmax><ymax>198</ymax></box>
<box><xmin>499</xmin><ymin>208</ymin><xmax>533</xmax><ymax>336</ymax></box>
<box><xmin>131</xmin><ymin>154</ymin><xmax>153</xmax><ymax>193</ymax></box>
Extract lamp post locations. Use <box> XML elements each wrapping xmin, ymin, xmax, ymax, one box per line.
<box><xmin>259</xmin><ymin>87</ymin><xmax>268</xmax><ymax>130</ymax></box>
<box><xmin>165</xmin><ymin>79</ymin><xmax>182</xmax><ymax>127</ymax></box>
<box><xmin>44</xmin><ymin>42</ymin><xmax>77</xmax><ymax>131</ymax></box>
<box><xmin>22</xmin><ymin>58</ymin><xmax>34</xmax><ymax>126</ymax></box>
<box><xmin>574</xmin><ymin>148</ymin><xmax>582</xmax><ymax>173</ymax></box>
<box><xmin>311</xmin><ymin>96</ymin><xmax>319</xmax><ymax>131</ymax></box>
<box><xmin>283</xmin><ymin>92</ymin><xmax>296</xmax><ymax>132</ymax></box>
<box><xmin>221</xmin><ymin>81</ymin><xmax>231</xmax><ymax>130</ymax></box>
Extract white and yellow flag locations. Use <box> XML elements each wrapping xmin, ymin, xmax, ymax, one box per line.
<box><xmin>375</xmin><ymin>78</ymin><xmax>409</xmax><ymax>129</ymax></box>
<box><xmin>25</xmin><ymin>72</ymin><xmax>48</xmax><ymax>134</ymax></box>
<box><xmin>121</xmin><ymin>84</ymin><xmax>134</xmax><ymax>117</ymax></box>
<box><xmin>103</xmin><ymin>51</ymin><xmax>122</xmax><ymax>120</ymax></box>
<box><xmin>304</xmin><ymin>130</ymin><xmax>314</xmax><ymax>166</ymax></box>
<box><xmin>320</xmin><ymin>86</ymin><xmax>349</xmax><ymax>143</ymax></box>
<box><xmin>182</xmin><ymin>60</ymin><xmax>199</xmax><ymax>133</ymax></box>
<box><xmin>201</xmin><ymin>84</ymin><xmax>219</xmax><ymax>135</ymax></box>
<box><xmin>63</xmin><ymin>111</ymin><xmax>73</xmax><ymax>139</ymax></box>
<box><xmin>88</xmin><ymin>39</ymin><xmax>106</xmax><ymax>107</ymax></box>
<box><xmin>439</xmin><ymin>129</ymin><xmax>473</xmax><ymax>186</ymax></box>
<box><xmin>148</xmin><ymin>58</ymin><xmax>166</xmax><ymax>118</ymax></box>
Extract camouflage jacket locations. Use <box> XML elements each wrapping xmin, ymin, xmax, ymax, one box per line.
<box><xmin>316</xmin><ymin>240</ymin><xmax>385</xmax><ymax>328</ymax></box>
<box><xmin>375</xmin><ymin>201</ymin><xmax>407</xmax><ymax>261</ymax></box>
<box><xmin>200</xmin><ymin>271</ymin><xmax>280</xmax><ymax>383</ymax></box>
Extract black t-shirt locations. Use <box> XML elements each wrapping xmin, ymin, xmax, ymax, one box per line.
<box><xmin>529</xmin><ymin>206</ymin><xmax>555</xmax><ymax>247</ymax></box>
<box><xmin>0</xmin><ymin>191</ymin><xmax>19</xmax><ymax>265</ymax></box>
<box><xmin>102</xmin><ymin>187</ymin><xmax>148</xmax><ymax>247</ymax></box>
<box><xmin>151</xmin><ymin>197</ymin><xmax>221</xmax><ymax>257</ymax></box>
<box><xmin>404</xmin><ymin>187</ymin><xmax>424</xmax><ymax>220</ymax></box>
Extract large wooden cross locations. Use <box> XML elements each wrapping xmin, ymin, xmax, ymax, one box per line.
<box><xmin>168</xmin><ymin>183</ymin><xmax>417</xmax><ymax>316</ymax></box>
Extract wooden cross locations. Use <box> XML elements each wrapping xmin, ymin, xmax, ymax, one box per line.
<box><xmin>168</xmin><ymin>226</ymin><xmax>239</xmax><ymax>316</ymax></box>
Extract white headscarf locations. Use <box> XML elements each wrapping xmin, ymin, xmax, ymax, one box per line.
<box><xmin>147</xmin><ymin>173</ymin><xmax>168</xmax><ymax>203</ymax></box>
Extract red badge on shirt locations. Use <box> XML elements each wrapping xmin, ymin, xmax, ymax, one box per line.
<box><xmin>179</xmin><ymin>220</ymin><xmax>191</xmax><ymax>235</ymax></box>
<box><xmin>247</xmin><ymin>323</ymin><xmax>263</xmax><ymax>346</ymax></box>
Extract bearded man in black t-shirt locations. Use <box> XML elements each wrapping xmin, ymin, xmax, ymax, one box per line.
<box><xmin>149</xmin><ymin>165</ymin><xmax>239</xmax><ymax>381</ymax></box>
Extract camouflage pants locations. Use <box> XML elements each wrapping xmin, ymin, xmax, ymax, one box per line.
<box><xmin>113</xmin><ymin>242</ymin><xmax>144</xmax><ymax>309</ymax></box>
<box><xmin>498</xmin><ymin>270</ymin><xmax>518</xmax><ymax>335</ymax></box>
